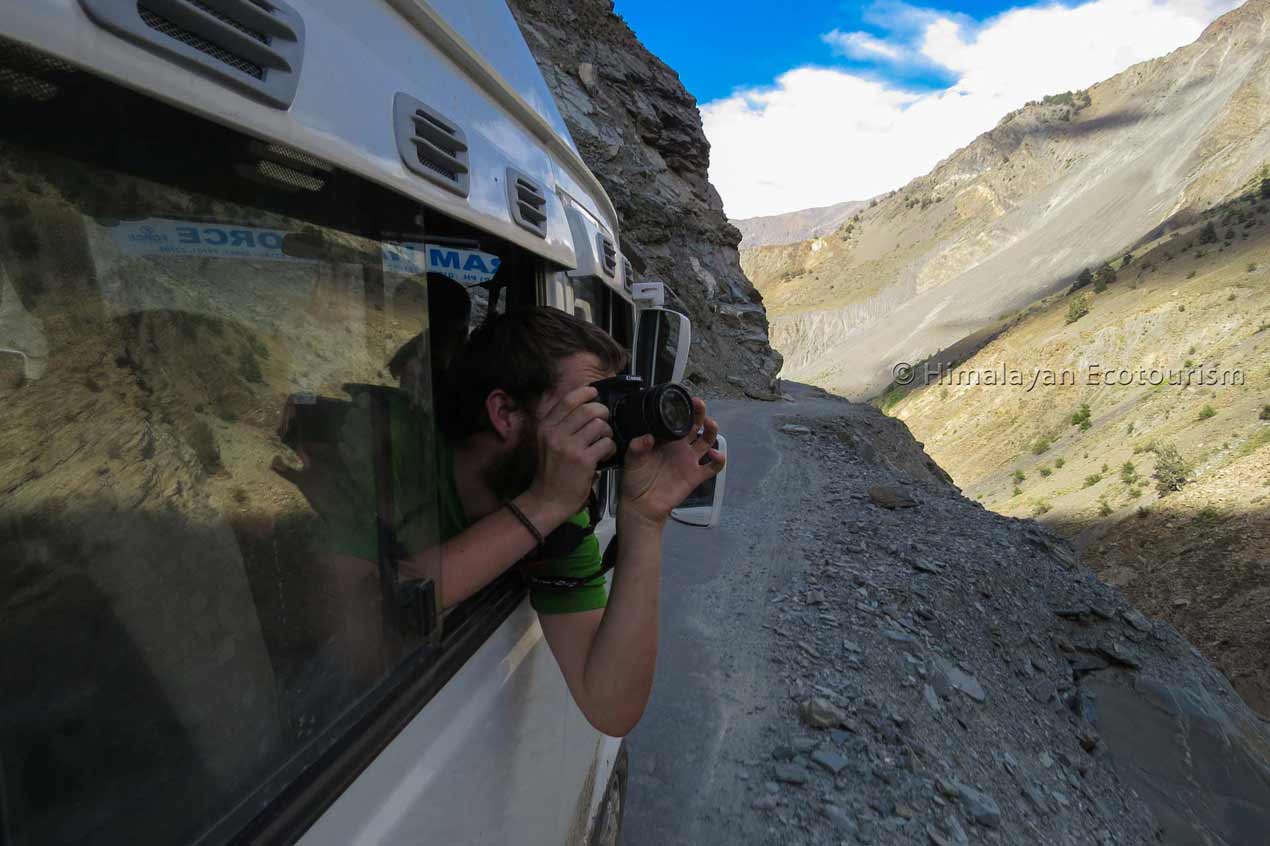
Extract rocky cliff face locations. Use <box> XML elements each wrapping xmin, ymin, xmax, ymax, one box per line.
<box><xmin>745</xmin><ymin>0</ymin><xmax>1270</xmax><ymax>399</ymax></box>
<box><xmin>506</xmin><ymin>0</ymin><xmax>781</xmax><ymax>396</ymax></box>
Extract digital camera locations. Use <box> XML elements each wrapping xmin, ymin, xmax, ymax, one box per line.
<box><xmin>590</xmin><ymin>375</ymin><xmax>695</xmax><ymax>470</ymax></box>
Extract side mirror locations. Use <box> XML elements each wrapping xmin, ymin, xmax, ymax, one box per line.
<box><xmin>671</xmin><ymin>434</ymin><xmax>728</xmax><ymax>528</ymax></box>
<box><xmin>633</xmin><ymin>308</ymin><xmax>691</xmax><ymax>384</ymax></box>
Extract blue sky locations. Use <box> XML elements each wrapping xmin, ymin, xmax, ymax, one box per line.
<box><xmin>611</xmin><ymin>0</ymin><xmax>1236</xmax><ymax>218</ymax></box>
<box><xmin>614</xmin><ymin>0</ymin><xmax>1023</xmax><ymax>103</ymax></box>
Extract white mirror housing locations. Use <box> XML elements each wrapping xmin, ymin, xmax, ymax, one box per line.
<box><xmin>671</xmin><ymin>434</ymin><xmax>727</xmax><ymax>528</ymax></box>
<box><xmin>633</xmin><ymin>307</ymin><xmax>690</xmax><ymax>385</ymax></box>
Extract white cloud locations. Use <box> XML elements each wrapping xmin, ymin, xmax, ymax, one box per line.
<box><xmin>822</xmin><ymin>29</ymin><xmax>905</xmax><ymax>61</ymax></box>
<box><xmin>703</xmin><ymin>0</ymin><xmax>1238</xmax><ymax>219</ymax></box>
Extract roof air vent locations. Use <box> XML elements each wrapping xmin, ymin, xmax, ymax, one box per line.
<box><xmin>393</xmin><ymin>92</ymin><xmax>470</xmax><ymax>198</ymax></box>
<box><xmin>506</xmin><ymin>168</ymin><xmax>547</xmax><ymax>238</ymax></box>
<box><xmin>622</xmin><ymin>256</ymin><xmax>634</xmax><ymax>287</ymax></box>
<box><xmin>597</xmin><ymin>233</ymin><xmax>617</xmax><ymax>278</ymax></box>
<box><xmin>236</xmin><ymin>141</ymin><xmax>332</xmax><ymax>192</ymax></box>
<box><xmin>78</xmin><ymin>0</ymin><xmax>305</xmax><ymax>108</ymax></box>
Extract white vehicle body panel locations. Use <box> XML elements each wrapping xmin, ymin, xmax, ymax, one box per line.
<box><xmin>0</xmin><ymin>1</ymin><xmax>636</xmax><ymax>842</ymax></box>
<box><xmin>1</xmin><ymin>0</ymin><xmax>621</xmax><ymax>275</ymax></box>
<box><xmin>300</xmin><ymin>521</ymin><xmax>622</xmax><ymax>845</ymax></box>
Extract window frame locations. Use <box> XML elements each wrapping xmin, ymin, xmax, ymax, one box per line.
<box><xmin>0</xmin><ymin>47</ymin><xmax>552</xmax><ymax>846</ymax></box>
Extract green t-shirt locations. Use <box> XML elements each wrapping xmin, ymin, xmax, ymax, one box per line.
<box><xmin>434</xmin><ymin>436</ymin><xmax>608</xmax><ymax>615</ymax></box>
<box><xmin>314</xmin><ymin>386</ymin><xmax>607</xmax><ymax>615</ymax></box>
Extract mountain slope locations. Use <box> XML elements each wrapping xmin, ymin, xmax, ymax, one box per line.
<box><xmin>731</xmin><ymin>199</ymin><xmax>872</xmax><ymax>248</ymax></box>
<box><xmin>507</xmin><ymin>0</ymin><xmax>781</xmax><ymax>395</ymax></box>
<box><xmin>746</xmin><ymin>0</ymin><xmax>1270</xmax><ymax>399</ymax></box>
<box><xmin>890</xmin><ymin>199</ymin><xmax>1270</xmax><ymax>714</ymax></box>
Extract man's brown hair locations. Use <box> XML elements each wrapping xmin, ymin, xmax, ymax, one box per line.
<box><xmin>438</xmin><ymin>306</ymin><xmax>629</xmax><ymax>442</ymax></box>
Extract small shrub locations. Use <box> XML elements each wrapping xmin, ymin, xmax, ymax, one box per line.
<box><xmin>1012</xmin><ymin>469</ymin><xmax>1027</xmax><ymax>484</ymax></box>
<box><xmin>1070</xmin><ymin>403</ymin><xmax>1092</xmax><ymax>430</ymax></box>
<box><xmin>1120</xmin><ymin>461</ymin><xmax>1137</xmax><ymax>484</ymax></box>
<box><xmin>1055</xmin><ymin>457</ymin><xmax>1066</xmax><ymax>469</ymax></box>
<box><xmin>1126</xmin><ymin>421</ymin><xmax>1135</xmax><ymax>435</ymax></box>
<box><xmin>1013</xmin><ymin>485</ymin><xmax>1023</xmax><ymax>497</ymax></box>
<box><xmin>1178</xmin><ymin>304</ymin><xmax>1186</xmax><ymax>312</ymax></box>
<box><xmin>1199</xmin><ymin>221</ymin><xmax>1218</xmax><ymax>244</ymax></box>
<box><xmin>1083</xmin><ymin>473</ymin><xmax>1103</xmax><ymax>488</ymax></box>
<box><xmin>1249</xmin><ymin>263</ymin><xmax>1258</xmax><ymax>273</ymax></box>
<box><xmin>1032</xmin><ymin>500</ymin><xmax>1052</xmax><ymax>516</ymax></box>
<box><xmin>1031</xmin><ymin>437</ymin><xmax>1052</xmax><ymax>455</ymax></box>
<box><xmin>1099</xmin><ymin>500</ymin><xmax>1113</xmax><ymax>517</ymax></box>
<box><xmin>1152</xmin><ymin>443</ymin><xmax>1191</xmax><ymax>496</ymax></box>
<box><xmin>1198</xmin><ymin>404</ymin><xmax>1216</xmax><ymax>421</ymax></box>
<box><xmin>1066</xmin><ymin>295</ymin><xmax>1090</xmax><ymax>324</ymax></box>
<box><xmin>1039</xmin><ymin>467</ymin><xmax>1053</xmax><ymax>477</ymax></box>
<box><xmin>1186</xmin><ymin>270</ymin><xmax>1197</xmax><ymax>279</ymax></box>
<box><xmin>1093</xmin><ymin>263</ymin><xmax>1116</xmax><ymax>291</ymax></box>
<box><xmin>1260</xmin><ymin>404</ymin><xmax>1270</xmax><ymax>421</ymax></box>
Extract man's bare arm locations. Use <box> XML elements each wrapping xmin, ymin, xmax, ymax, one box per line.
<box><xmin>405</xmin><ymin>384</ymin><xmax>615</xmax><ymax>607</ymax></box>
<box><xmin>538</xmin><ymin>512</ymin><xmax>663</xmax><ymax>737</ymax></box>
<box><xmin>539</xmin><ymin>400</ymin><xmax>724</xmax><ymax>736</ymax></box>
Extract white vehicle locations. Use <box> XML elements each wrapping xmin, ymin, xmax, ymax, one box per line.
<box><xmin>0</xmin><ymin>2</ymin><xmax>726</xmax><ymax>844</ymax></box>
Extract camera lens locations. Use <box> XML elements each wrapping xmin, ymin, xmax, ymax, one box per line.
<box><xmin>645</xmin><ymin>383</ymin><xmax>694</xmax><ymax>441</ymax></box>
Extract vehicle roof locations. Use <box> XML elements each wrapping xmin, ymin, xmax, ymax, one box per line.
<box><xmin>0</xmin><ymin>0</ymin><xmax>626</xmax><ymax>291</ymax></box>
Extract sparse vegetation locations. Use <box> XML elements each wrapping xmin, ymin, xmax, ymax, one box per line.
<box><xmin>1120</xmin><ymin>461</ymin><xmax>1137</xmax><ymax>484</ymax></box>
<box><xmin>1031</xmin><ymin>437</ymin><xmax>1052</xmax><ymax>455</ymax></box>
<box><xmin>1083</xmin><ymin>473</ymin><xmax>1103</xmax><ymax>488</ymax></box>
<box><xmin>1152</xmin><ymin>443</ymin><xmax>1191</xmax><ymax>496</ymax></box>
<box><xmin>1093</xmin><ymin>263</ymin><xmax>1116</xmax><ymax>292</ymax></box>
<box><xmin>1198</xmin><ymin>404</ymin><xmax>1216</xmax><ymax>421</ymax></box>
<box><xmin>1031</xmin><ymin>500</ymin><xmax>1052</xmax><ymax>516</ymax></box>
<box><xmin>1099</xmin><ymin>499</ymin><xmax>1113</xmax><ymax>517</ymax></box>
<box><xmin>1261</xmin><ymin>404</ymin><xmax>1270</xmax><ymax>421</ymax></box>
<box><xmin>1054</xmin><ymin>457</ymin><xmax>1066</xmax><ymax>469</ymax></box>
<box><xmin>1039</xmin><ymin>467</ymin><xmax>1052</xmax><ymax>477</ymax></box>
<box><xmin>1249</xmin><ymin>263</ymin><xmax>1258</xmax><ymax>273</ymax></box>
<box><xmin>1199</xmin><ymin>221</ymin><xmax>1218</xmax><ymax>244</ymax></box>
<box><xmin>1070</xmin><ymin>403</ymin><xmax>1092</xmax><ymax>431</ymax></box>
<box><xmin>1066</xmin><ymin>295</ymin><xmax>1090</xmax><ymax>324</ymax></box>
<box><xmin>1012</xmin><ymin>469</ymin><xmax>1027</xmax><ymax>484</ymax></box>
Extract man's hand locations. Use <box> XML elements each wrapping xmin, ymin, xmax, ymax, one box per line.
<box><xmin>619</xmin><ymin>397</ymin><xmax>724</xmax><ymax>527</ymax></box>
<box><xmin>523</xmin><ymin>385</ymin><xmax>616</xmax><ymax>526</ymax></box>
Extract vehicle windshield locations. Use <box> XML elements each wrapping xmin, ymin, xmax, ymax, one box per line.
<box><xmin>0</xmin><ymin>47</ymin><xmax>461</xmax><ymax>844</ymax></box>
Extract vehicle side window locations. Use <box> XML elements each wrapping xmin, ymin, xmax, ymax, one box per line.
<box><xmin>0</xmin><ymin>53</ymin><xmax>463</xmax><ymax>845</ymax></box>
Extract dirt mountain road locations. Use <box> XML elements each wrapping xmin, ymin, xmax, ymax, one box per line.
<box><xmin>623</xmin><ymin>387</ymin><xmax>1270</xmax><ymax>845</ymax></box>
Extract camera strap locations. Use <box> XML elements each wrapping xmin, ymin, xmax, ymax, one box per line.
<box><xmin>517</xmin><ymin>494</ymin><xmax>616</xmax><ymax>592</ymax></box>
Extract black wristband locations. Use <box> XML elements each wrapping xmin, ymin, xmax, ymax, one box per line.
<box><xmin>504</xmin><ymin>499</ymin><xmax>544</xmax><ymax>552</ymax></box>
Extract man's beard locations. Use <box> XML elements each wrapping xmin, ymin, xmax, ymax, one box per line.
<box><xmin>482</xmin><ymin>419</ymin><xmax>539</xmax><ymax>502</ymax></box>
